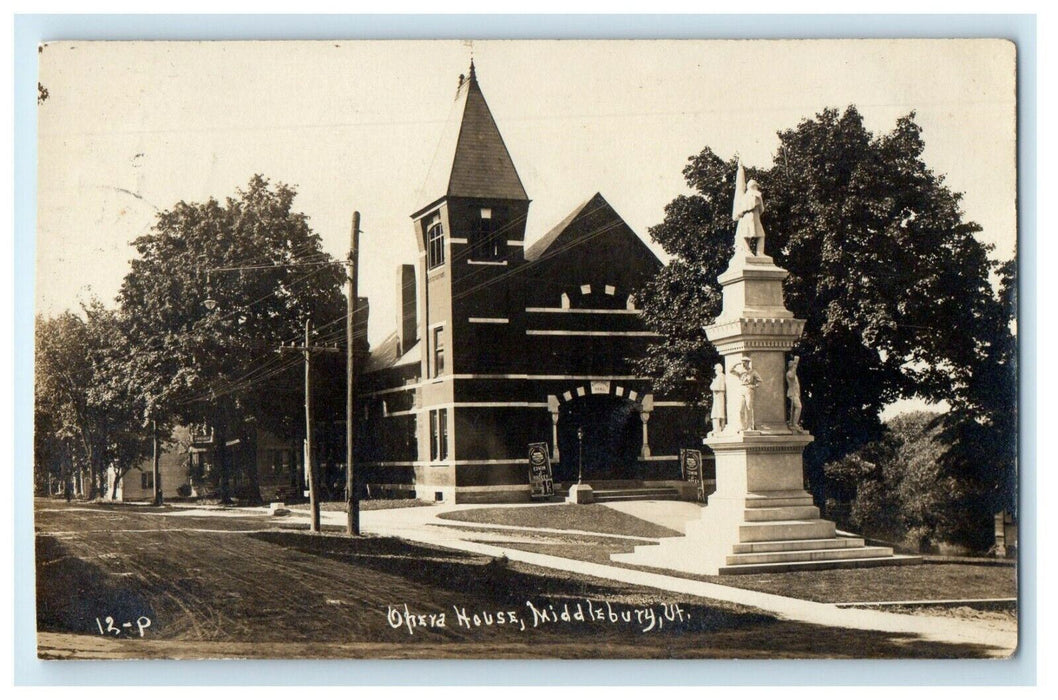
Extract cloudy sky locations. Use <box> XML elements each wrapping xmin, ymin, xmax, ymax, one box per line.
<box><xmin>37</xmin><ymin>39</ymin><xmax>1016</xmax><ymax>346</ymax></box>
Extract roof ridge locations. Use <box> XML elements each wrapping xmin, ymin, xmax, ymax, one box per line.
<box><xmin>524</xmin><ymin>193</ymin><xmax>605</xmax><ymax>261</ymax></box>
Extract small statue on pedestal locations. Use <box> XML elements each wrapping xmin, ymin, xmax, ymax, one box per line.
<box><xmin>732</xmin><ymin>159</ymin><xmax>766</xmax><ymax>257</ymax></box>
<box><xmin>786</xmin><ymin>355</ymin><xmax>805</xmax><ymax>433</ymax></box>
<box><xmin>709</xmin><ymin>362</ymin><xmax>726</xmax><ymax>436</ymax></box>
<box><xmin>729</xmin><ymin>358</ymin><xmax>762</xmax><ymax>432</ymax></box>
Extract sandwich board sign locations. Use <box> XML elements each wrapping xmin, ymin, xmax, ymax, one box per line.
<box><xmin>680</xmin><ymin>448</ymin><xmax>706</xmax><ymax>502</ymax></box>
<box><xmin>527</xmin><ymin>442</ymin><xmax>554</xmax><ymax>499</ymax></box>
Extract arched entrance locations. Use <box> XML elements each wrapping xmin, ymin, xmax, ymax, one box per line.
<box><xmin>555</xmin><ymin>394</ymin><xmax>641</xmax><ymax>483</ymax></box>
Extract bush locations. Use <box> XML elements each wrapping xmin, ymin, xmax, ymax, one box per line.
<box><xmin>825</xmin><ymin>411</ymin><xmax>1000</xmax><ymax>554</ymax></box>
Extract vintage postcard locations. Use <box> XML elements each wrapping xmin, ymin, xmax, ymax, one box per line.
<box><xmin>34</xmin><ymin>39</ymin><xmax>1018</xmax><ymax>661</ymax></box>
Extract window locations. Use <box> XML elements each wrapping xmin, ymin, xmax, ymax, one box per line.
<box><xmin>272</xmin><ymin>449</ymin><xmax>291</xmax><ymax>476</ymax></box>
<box><xmin>141</xmin><ymin>471</ymin><xmax>154</xmax><ymax>489</ymax></box>
<box><xmin>429</xmin><ymin>408</ymin><xmax>449</xmax><ymax>461</ymax></box>
<box><xmin>439</xmin><ymin>409</ymin><xmax>448</xmax><ymax>460</ymax></box>
<box><xmin>430</xmin><ymin>410</ymin><xmax>437</xmax><ymax>459</ymax></box>
<box><xmin>473</xmin><ymin>207</ymin><xmax>503</xmax><ymax>259</ymax></box>
<box><xmin>433</xmin><ymin>326</ymin><xmax>445</xmax><ymax>377</ymax></box>
<box><xmin>427</xmin><ymin>220</ymin><xmax>445</xmax><ymax>269</ymax></box>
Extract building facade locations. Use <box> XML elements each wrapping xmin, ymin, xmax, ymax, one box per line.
<box><xmin>358</xmin><ymin>64</ymin><xmax>706</xmax><ymax>503</ymax></box>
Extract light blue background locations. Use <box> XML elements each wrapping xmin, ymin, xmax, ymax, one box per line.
<box><xmin>13</xmin><ymin>13</ymin><xmax>1037</xmax><ymax>686</ymax></box>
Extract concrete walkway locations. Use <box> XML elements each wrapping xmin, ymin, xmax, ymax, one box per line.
<box><xmin>300</xmin><ymin>503</ymin><xmax>1015</xmax><ymax>657</ymax></box>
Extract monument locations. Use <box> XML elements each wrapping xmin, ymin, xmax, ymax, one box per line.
<box><xmin>612</xmin><ymin>161</ymin><xmax>921</xmax><ymax>574</ymax></box>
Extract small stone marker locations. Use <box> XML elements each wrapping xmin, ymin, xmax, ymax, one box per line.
<box><xmin>566</xmin><ymin>483</ymin><xmax>594</xmax><ymax>505</ymax></box>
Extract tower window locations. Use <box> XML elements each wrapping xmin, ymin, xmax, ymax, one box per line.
<box><xmin>427</xmin><ymin>221</ymin><xmax>445</xmax><ymax>269</ymax></box>
<box><xmin>433</xmin><ymin>326</ymin><xmax>445</xmax><ymax>377</ymax></box>
<box><xmin>472</xmin><ymin>206</ymin><xmax>503</xmax><ymax>259</ymax></box>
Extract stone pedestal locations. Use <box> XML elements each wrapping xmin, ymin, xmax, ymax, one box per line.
<box><xmin>612</xmin><ymin>252</ymin><xmax>919</xmax><ymax>574</ymax></box>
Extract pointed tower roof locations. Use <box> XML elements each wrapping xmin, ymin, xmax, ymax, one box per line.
<box><xmin>415</xmin><ymin>63</ymin><xmax>528</xmax><ymax>214</ymax></box>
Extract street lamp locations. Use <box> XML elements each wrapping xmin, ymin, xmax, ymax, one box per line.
<box><xmin>577</xmin><ymin>426</ymin><xmax>584</xmax><ymax>485</ymax></box>
<box><xmin>202</xmin><ymin>268</ymin><xmax>217</xmax><ymax>310</ymax></box>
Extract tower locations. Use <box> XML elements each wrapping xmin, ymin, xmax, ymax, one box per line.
<box><xmin>408</xmin><ymin>62</ymin><xmax>532</xmax><ymax>502</ymax></box>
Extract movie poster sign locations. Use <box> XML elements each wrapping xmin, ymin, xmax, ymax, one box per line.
<box><xmin>528</xmin><ymin>442</ymin><xmax>554</xmax><ymax>499</ymax></box>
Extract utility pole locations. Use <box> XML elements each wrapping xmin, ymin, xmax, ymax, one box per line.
<box><xmin>282</xmin><ymin>319</ymin><xmax>337</xmax><ymax>533</ymax></box>
<box><xmin>347</xmin><ymin>211</ymin><xmax>361</xmax><ymax>536</ymax></box>
<box><xmin>152</xmin><ymin>419</ymin><xmax>162</xmax><ymax>506</ymax></box>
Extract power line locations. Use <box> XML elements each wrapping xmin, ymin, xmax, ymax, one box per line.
<box><xmin>451</xmin><ymin>206</ymin><xmax>626</xmax><ymax>304</ymax></box>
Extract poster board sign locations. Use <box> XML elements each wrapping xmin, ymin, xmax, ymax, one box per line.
<box><xmin>680</xmin><ymin>448</ymin><xmax>706</xmax><ymax>502</ymax></box>
<box><xmin>527</xmin><ymin>442</ymin><xmax>554</xmax><ymax>499</ymax></box>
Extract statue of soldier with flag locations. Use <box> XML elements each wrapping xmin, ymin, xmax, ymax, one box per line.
<box><xmin>732</xmin><ymin>159</ymin><xmax>766</xmax><ymax>257</ymax></box>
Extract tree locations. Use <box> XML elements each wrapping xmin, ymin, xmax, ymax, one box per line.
<box><xmin>82</xmin><ymin>300</ymin><xmax>155</xmax><ymax>499</ymax></box>
<box><xmin>35</xmin><ymin>312</ymin><xmax>100</xmax><ymax>497</ymax></box>
<box><xmin>640</xmin><ymin>107</ymin><xmax>1015</xmax><ymax>513</ymax></box>
<box><xmin>116</xmin><ymin>175</ymin><xmax>346</xmax><ymax>504</ymax></box>
<box><xmin>824</xmin><ymin>409</ymin><xmax>1012</xmax><ymax>553</ymax></box>
<box><xmin>929</xmin><ymin>258</ymin><xmax>1018</xmax><ymax>549</ymax></box>
<box><xmin>34</xmin><ymin>304</ymin><xmax>151</xmax><ymax>499</ymax></box>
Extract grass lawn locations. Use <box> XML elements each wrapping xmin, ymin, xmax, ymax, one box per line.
<box><xmin>473</xmin><ymin>538</ymin><xmax>1017</xmax><ymax>605</ymax></box>
<box><xmin>442</xmin><ymin>506</ymin><xmax>1017</xmax><ymax>606</ymax></box>
<box><xmin>437</xmin><ymin>504</ymin><xmax>682</xmax><ymax>539</ymax></box>
<box><xmin>292</xmin><ymin>499</ymin><xmax>433</xmax><ymax>512</ymax></box>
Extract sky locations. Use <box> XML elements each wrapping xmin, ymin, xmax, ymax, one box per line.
<box><xmin>36</xmin><ymin>39</ymin><xmax>1017</xmax><ymax>351</ymax></box>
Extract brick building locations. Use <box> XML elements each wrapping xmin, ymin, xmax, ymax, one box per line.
<box><xmin>358</xmin><ymin>64</ymin><xmax>705</xmax><ymax>503</ymax></box>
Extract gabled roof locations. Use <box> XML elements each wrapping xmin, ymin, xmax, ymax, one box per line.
<box><xmin>364</xmin><ymin>332</ymin><xmax>422</xmax><ymax>375</ymax></box>
<box><xmin>524</xmin><ymin>192</ymin><xmax>660</xmax><ymax>266</ymax></box>
<box><xmin>416</xmin><ymin>63</ymin><xmax>528</xmax><ymax>213</ymax></box>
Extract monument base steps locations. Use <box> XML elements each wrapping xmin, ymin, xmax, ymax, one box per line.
<box><xmin>716</xmin><ymin>555</ymin><xmax>923</xmax><ymax>576</ymax></box>
<box><xmin>611</xmin><ymin>489</ymin><xmax>917</xmax><ymax>575</ymax></box>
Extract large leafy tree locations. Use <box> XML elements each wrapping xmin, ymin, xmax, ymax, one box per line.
<box><xmin>35</xmin><ymin>312</ymin><xmax>92</xmax><ymax>496</ymax></box>
<box><xmin>928</xmin><ymin>258</ymin><xmax>1017</xmax><ymax>549</ymax></box>
<box><xmin>34</xmin><ymin>304</ymin><xmax>151</xmax><ymax>499</ymax></box>
<box><xmin>640</xmin><ymin>107</ymin><xmax>1015</xmax><ymax>516</ymax></box>
<box><xmin>117</xmin><ymin>175</ymin><xmax>346</xmax><ymax>503</ymax></box>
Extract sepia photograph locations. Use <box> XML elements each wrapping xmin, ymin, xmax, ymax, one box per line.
<box><xmin>31</xmin><ymin>37</ymin><xmax>1019</xmax><ymax>662</ymax></box>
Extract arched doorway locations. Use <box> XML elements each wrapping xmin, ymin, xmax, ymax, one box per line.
<box><xmin>556</xmin><ymin>395</ymin><xmax>641</xmax><ymax>483</ymax></box>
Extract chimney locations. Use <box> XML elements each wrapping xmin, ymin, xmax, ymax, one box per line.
<box><xmin>395</xmin><ymin>264</ymin><xmax>417</xmax><ymax>355</ymax></box>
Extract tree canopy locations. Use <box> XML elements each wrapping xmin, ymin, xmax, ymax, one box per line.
<box><xmin>115</xmin><ymin>175</ymin><xmax>347</xmax><ymax>501</ymax></box>
<box><xmin>639</xmin><ymin>106</ymin><xmax>1016</xmax><ymax>524</ymax></box>
<box><xmin>35</xmin><ymin>303</ymin><xmax>151</xmax><ymax>498</ymax></box>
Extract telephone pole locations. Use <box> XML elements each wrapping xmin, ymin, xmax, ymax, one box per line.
<box><xmin>282</xmin><ymin>319</ymin><xmax>337</xmax><ymax>533</ymax></box>
<box><xmin>346</xmin><ymin>211</ymin><xmax>361</xmax><ymax>535</ymax></box>
<box><xmin>152</xmin><ymin>419</ymin><xmax>163</xmax><ymax>505</ymax></box>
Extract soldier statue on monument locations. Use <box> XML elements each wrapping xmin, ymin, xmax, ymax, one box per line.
<box><xmin>731</xmin><ymin>159</ymin><xmax>766</xmax><ymax>257</ymax></box>
<box><xmin>786</xmin><ymin>355</ymin><xmax>805</xmax><ymax>433</ymax></box>
<box><xmin>708</xmin><ymin>362</ymin><xmax>727</xmax><ymax>436</ymax></box>
<box><xmin>729</xmin><ymin>358</ymin><xmax>763</xmax><ymax>432</ymax></box>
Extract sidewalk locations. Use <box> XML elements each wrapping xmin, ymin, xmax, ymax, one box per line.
<box><xmin>269</xmin><ymin>501</ymin><xmax>1017</xmax><ymax>657</ymax></box>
